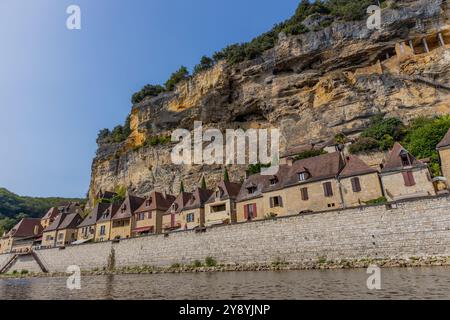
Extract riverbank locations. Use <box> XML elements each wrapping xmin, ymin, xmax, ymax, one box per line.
<box><xmin>2</xmin><ymin>256</ymin><xmax>450</xmax><ymax>280</ymax></box>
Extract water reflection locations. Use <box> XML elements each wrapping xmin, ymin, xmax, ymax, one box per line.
<box><xmin>0</xmin><ymin>267</ymin><xmax>449</xmax><ymax>300</ymax></box>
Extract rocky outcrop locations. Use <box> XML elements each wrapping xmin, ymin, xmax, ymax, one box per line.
<box><xmin>89</xmin><ymin>0</ymin><xmax>450</xmax><ymax>203</ymax></box>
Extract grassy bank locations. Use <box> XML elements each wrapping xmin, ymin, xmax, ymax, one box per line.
<box><xmin>2</xmin><ymin>256</ymin><xmax>450</xmax><ymax>280</ymax></box>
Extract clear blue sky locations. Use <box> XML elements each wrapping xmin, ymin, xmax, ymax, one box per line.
<box><xmin>0</xmin><ymin>0</ymin><xmax>299</xmax><ymax>198</ymax></box>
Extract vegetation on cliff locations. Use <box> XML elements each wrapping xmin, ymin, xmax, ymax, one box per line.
<box><xmin>127</xmin><ymin>0</ymin><xmax>390</xmax><ymax>107</ymax></box>
<box><xmin>0</xmin><ymin>188</ymin><xmax>85</xmax><ymax>234</ymax></box>
<box><xmin>349</xmin><ymin>115</ymin><xmax>450</xmax><ymax>176</ymax></box>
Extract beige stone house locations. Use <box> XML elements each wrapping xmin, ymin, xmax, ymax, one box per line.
<box><xmin>180</xmin><ymin>188</ymin><xmax>214</xmax><ymax>230</ymax></box>
<box><xmin>110</xmin><ymin>195</ymin><xmax>145</xmax><ymax>240</ymax></box>
<box><xmin>380</xmin><ymin>143</ymin><xmax>435</xmax><ymax>201</ymax></box>
<box><xmin>161</xmin><ymin>192</ymin><xmax>192</xmax><ymax>233</ymax></box>
<box><xmin>40</xmin><ymin>207</ymin><xmax>60</xmax><ymax>230</ymax></box>
<box><xmin>41</xmin><ymin>203</ymin><xmax>83</xmax><ymax>247</ymax></box>
<box><xmin>204</xmin><ymin>181</ymin><xmax>242</xmax><ymax>227</ymax></box>
<box><xmin>94</xmin><ymin>203</ymin><xmax>121</xmax><ymax>242</ymax></box>
<box><xmin>0</xmin><ymin>218</ymin><xmax>43</xmax><ymax>254</ymax></box>
<box><xmin>132</xmin><ymin>191</ymin><xmax>176</xmax><ymax>237</ymax></box>
<box><xmin>338</xmin><ymin>155</ymin><xmax>384</xmax><ymax>207</ymax></box>
<box><xmin>437</xmin><ymin>128</ymin><xmax>450</xmax><ymax>187</ymax></box>
<box><xmin>235</xmin><ymin>174</ymin><xmax>271</xmax><ymax>223</ymax></box>
<box><xmin>76</xmin><ymin>203</ymin><xmax>111</xmax><ymax>243</ymax></box>
<box><xmin>282</xmin><ymin>152</ymin><xmax>345</xmax><ymax>215</ymax></box>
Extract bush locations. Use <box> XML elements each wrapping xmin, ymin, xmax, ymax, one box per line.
<box><xmin>171</xmin><ymin>263</ymin><xmax>182</xmax><ymax>269</ymax></box>
<box><xmin>147</xmin><ymin>135</ymin><xmax>171</xmax><ymax>146</ymax></box>
<box><xmin>247</xmin><ymin>163</ymin><xmax>271</xmax><ymax>175</ymax></box>
<box><xmin>293</xmin><ymin>149</ymin><xmax>327</xmax><ymax>161</ymax></box>
<box><xmin>165</xmin><ymin>66</ymin><xmax>190</xmax><ymax>91</ymax></box>
<box><xmin>365</xmin><ymin>197</ymin><xmax>387</xmax><ymax>205</ymax></box>
<box><xmin>205</xmin><ymin>257</ymin><xmax>217</xmax><ymax>267</ymax></box>
<box><xmin>192</xmin><ymin>260</ymin><xmax>203</xmax><ymax>268</ymax></box>
<box><xmin>349</xmin><ymin>137</ymin><xmax>380</xmax><ymax>154</ymax></box>
<box><xmin>193</xmin><ymin>56</ymin><xmax>214</xmax><ymax>75</ymax></box>
<box><xmin>131</xmin><ymin>84</ymin><xmax>165</xmax><ymax>104</ymax></box>
<box><xmin>20</xmin><ymin>269</ymin><xmax>29</xmax><ymax>275</ymax></box>
<box><xmin>361</xmin><ymin>115</ymin><xmax>405</xmax><ymax>142</ymax></box>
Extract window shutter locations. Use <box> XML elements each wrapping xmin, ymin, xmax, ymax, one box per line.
<box><xmin>408</xmin><ymin>171</ymin><xmax>416</xmax><ymax>186</ymax></box>
<box><xmin>301</xmin><ymin>188</ymin><xmax>309</xmax><ymax>201</ymax></box>
<box><xmin>351</xmin><ymin>178</ymin><xmax>361</xmax><ymax>192</ymax></box>
<box><xmin>279</xmin><ymin>196</ymin><xmax>283</xmax><ymax>207</ymax></box>
<box><xmin>244</xmin><ymin>205</ymin><xmax>248</xmax><ymax>220</ymax></box>
<box><xmin>253</xmin><ymin>204</ymin><xmax>257</xmax><ymax>218</ymax></box>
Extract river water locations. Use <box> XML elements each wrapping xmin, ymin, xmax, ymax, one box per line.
<box><xmin>0</xmin><ymin>267</ymin><xmax>449</xmax><ymax>300</ymax></box>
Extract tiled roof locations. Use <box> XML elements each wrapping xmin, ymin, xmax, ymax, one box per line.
<box><xmin>112</xmin><ymin>195</ymin><xmax>146</xmax><ymax>220</ymax></box>
<box><xmin>42</xmin><ymin>207</ymin><xmax>60</xmax><ymax>220</ymax></box>
<box><xmin>236</xmin><ymin>152</ymin><xmax>344</xmax><ymax>202</ymax></box>
<box><xmin>183</xmin><ymin>188</ymin><xmax>214</xmax><ymax>210</ymax></box>
<box><xmin>164</xmin><ymin>192</ymin><xmax>192</xmax><ymax>215</ymax></box>
<box><xmin>97</xmin><ymin>203</ymin><xmax>121</xmax><ymax>223</ymax></box>
<box><xmin>283</xmin><ymin>152</ymin><xmax>344</xmax><ymax>187</ymax></box>
<box><xmin>134</xmin><ymin>191</ymin><xmax>176</xmax><ymax>213</ymax></box>
<box><xmin>59</xmin><ymin>213</ymin><xmax>83</xmax><ymax>230</ymax></box>
<box><xmin>437</xmin><ymin>128</ymin><xmax>450</xmax><ymax>149</ymax></box>
<box><xmin>206</xmin><ymin>181</ymin><xmax>242</xmax><ymax>203</ymax></box>
<box><xmin>339</xmin><ymin>155</ymin><xmax>378</xmax><ymax>178</ymax></box>
<box><xmin>381</xmin><ymin>142</ymin><xmax>425</xmax><ymax>173</ymax></box>
<box><xmin>6</xmin><ymin>218</ymin><xmax>43</xmax><ymax>238</ymax></box>
<box><xmin>77</xmin><ymin>203</ymin><xmax>111</xmax><ymax>228</ymax></box>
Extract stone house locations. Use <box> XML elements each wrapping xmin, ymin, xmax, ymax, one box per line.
<box><xmin>204</xmin><ymin>181</ymin><xmax>242</xmax><ymax>227</ymax></box>
<box><xmin>380</xmin><ymin>142</ymin><xmax>435</xmax><ymax>201</ymax></box>
<box><xmin>132</xmin><ymin>191</ymin><xmax>176</xmax><ymax>237</ymax></box>
<box><xmin>76</xmin><ymin>203</ymin><xmax>110</xmax><ymax>243</ymax></box>
<box><xmin>0</xmin><ymin>218</ymin><xmax>43</xmax><ymax>254</ymax></box>
<box><xmin>338</xmin><ymin>155</ymin><xmax>384</xmax><ymax>207</ymax></box>
<box><xmin>41</xmin><ymin>203</ymin><xmax>83</xmax><ymax>247</ymax></box>
<box><xmin>40</xmin><ymin>207</ymin><xmax>60</xmax><ymax>230</ymax></box>
<box><xmin>282</xmin><ymin>152</ymin><xmax>345</xmax><ymax>215</ymax></box>
<box><xmin>110</xmin><ymin>195</ymin><xmax>145</xmax><ymax>240</ymax></box>
<box><xmin>161</xmin><ymin>192</ymin><xmax>192</xmax><ymax>233</ymax></box>
<box><xmin>437</xmin><ymin>128</ymin><xmax>450</xmax><ymax>187</ymax></box>
<box><xmin>235</xmin><ymin>174</ymin><xmax>270</xmax><ymax>223</ymax></box>
<box><xmin>94</xmin><ymin>203</ymin><xmax>121</xmax><ymax>242</ymax></box>
<box><xmin>179</xmin><ymin>188</ymin><xmax>214</xmax><ymax>230</ymax></box>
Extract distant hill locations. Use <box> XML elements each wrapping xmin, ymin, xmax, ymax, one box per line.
<box><xmin>0</xmin><ymin>187</ymin><xmax>85</xmax><ymax>234</ymax></box>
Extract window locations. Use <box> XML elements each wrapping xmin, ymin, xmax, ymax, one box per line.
<box><xmin>270</xmin><ymin>196</ymin><xmax>283</xmax><ymax>208</ymax></box>
<box><xmin>400</xmin><ymin>152</ymin><xmax>411</xmax><ymax>167</ymax></box>
<box><xmin>58</xmin><ymin>233</ymin><xmax>64</xmax><ymax>240</ymax></box>
<box><xmin>136</xmin><ymin>212</ymin><xmax>145</xmax><ymax>221</ymax></box>
<box><xmin>148</xmin><ymin>211</ymin><xmax>153</xmax><ymax>219</ymax></box>
<box><xmin>244</xmin><ymin>204</ymin><xmax>257</xmax><ymax>220</ymax></box>
<box><xmin>186</xmin><ymin>213</ymin><xmax>195</xmax><ymax>223</ymax></box>
<box><xmin>100</xmin><ymin>226</ymin><xmax>106</xmax><ymax>236</ymax></box>
<box><xmin>247</xmin><ymin>186</ymin><xmax>257</xmax><ymax>194</ymax></box>
<box><xmin>351</xmin><ymin>177</ymin><xmax>362</xmax><ymax>193</ymax></box>
<box><xmin>323</xmin><ymin>182</ymin><xmax>333</xmax><ymax>197</ymax></box>
<box><xmin>171</xmin><ymin>204</ymin><xmax>177</xmax><ymax>212</ymax></box>
<box><xmin>300</xmin><ymin>187</ymin><xmax>309</xmax><ymax>201</ymax></box>
<box><xmin>121</xmin><ymin>204</ymin><xmax>127</xmax><ymax>213</ymax></box>
<box><xmin>270</xmin><ymin>177</ymin><xmax>278</xmax><ymax>186</ymax></box>
<box><xmin>402</xmin><ymin>171</ymin><xmax>416</xmax><ymax>187</ymax></box>
<box><xmin>46</xmin><ymin>235</ymin><xmax>52</xmax><ymax>241</ymax></box>
<box><xmin>146</xmin><ymin>199</ymin><xmax>152</xmax><ymax>207</ymax></box>
<box><xmin>298</xmin><ymin>172</ymin><xmax>307</xmax><ymax>182</ymax></box>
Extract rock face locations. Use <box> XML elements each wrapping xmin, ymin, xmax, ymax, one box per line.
<box><xmin>89</xmin><ymin>0</ymin><xmax>450</xmax><ymax>204</ymax></box>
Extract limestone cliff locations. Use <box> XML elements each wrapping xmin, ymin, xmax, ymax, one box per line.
<box><xmin>89</xmin><ymin>0</ymin><xmax>450</xmax><ymax>203</ymax></box>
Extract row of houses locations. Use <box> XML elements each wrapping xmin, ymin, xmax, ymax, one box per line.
<box><xmin>2</xmin><ymin>130</ymin><xmax>450</xmax><ymax>254</ymax></box>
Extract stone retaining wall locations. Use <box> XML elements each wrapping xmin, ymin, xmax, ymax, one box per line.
<box><xmin>3</xmin><ymin>196</ymin><xmax>450</xmax><ymax>273</ymax></box>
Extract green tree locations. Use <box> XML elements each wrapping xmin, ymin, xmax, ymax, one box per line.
<box><xmin>223</xmin><ymin>168</ymin><xmax>230</xmax><ymax>183</ymax></box>
<box><xmin>201</xmin><ymin>176</ymin><xmax>207</xmax><ymax>189</ymax></box>
<box><xmin>293</xmin><ymin>149</ymin><xmax>327</xmax><ymax>161</ymax></box>
<box><xmin>193</xmin><ymin>56</ymin><xmax>214</xmax><ymax>75</ymax></box>
<box><xmin>165</xmin><ymin>66</ymin><xmax>190</xmax><ymax>91</ymax></box>
<box><xmin>179</xmin><ymin>181</ymin><xmax>185</xmax><ymax>193</ymax></box>
<box><xmin>131</xmin><ymin>84</ymin><xmax>165</xmax><ymax>104</ymax></box>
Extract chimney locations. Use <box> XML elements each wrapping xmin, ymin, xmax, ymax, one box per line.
<box><xmin>286</xmin><ymin>157</ymin><xmax>294</xmax><ymax>167</ymax></box>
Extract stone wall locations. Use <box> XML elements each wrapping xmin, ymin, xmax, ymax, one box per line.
<box><xmin>4</xmin><ymin>196</ymin><xmax>450</xmax><ymax>273</ymax></box>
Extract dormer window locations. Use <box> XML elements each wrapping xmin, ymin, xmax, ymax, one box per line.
<box><xmin>146</xmin><ymin>199</ymin><xmax>152</xmax><ymax>207</ymax></box>
<box><xmin>270</xmin><ymin>176</ymin><xmax>278</xmax><ymax>186</ymax></box>
<box><xmin>247</xmin><ymin>186</ymin><xmax>257</xmax><ymax>195</ymax></box>
<box><xmin>298</xmin><ymin>172</ymin><xmax>308</xmax><ymax>182</ymax></box>
<box><xmin>216</xmin><ymin>188</ymin><xmax>224</xmax><ymax>199</ymax></box>
<box><xmin>171</xmin><ymin>203</ymin><xmax>178</xmax><ymax>212</ymax></box>
<box><xmin>400</xmin><ymin>151</ymin><xmax>411</xmax><ymax>167</ymax></box>
<box><xmin>121</xmin><ymin>204</ymin><xmax>127</xmax><ymax>213</ymax></box>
